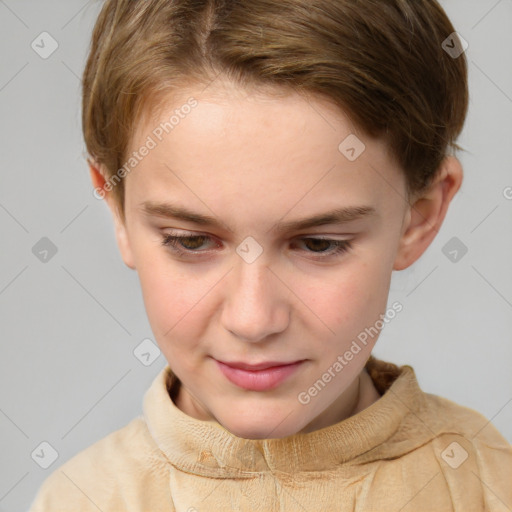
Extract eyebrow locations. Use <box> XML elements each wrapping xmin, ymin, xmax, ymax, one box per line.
<box><xmin>141</xmin><ymin>201</ymin><xmax>377</xmax><ymax>233</ymax></box>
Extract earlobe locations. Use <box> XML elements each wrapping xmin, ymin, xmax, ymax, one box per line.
<box><xmin>88</xmin><ymin>160</ymin><xmax>136</xmax><ymax>270</ymax></box>
<box><xmin>393</xmin><ymin>156</ymin><xmax>463</xmax><ymax>271</ymax></box>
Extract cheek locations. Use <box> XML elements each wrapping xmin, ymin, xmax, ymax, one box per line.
<box><xmin>134</xmin><ymin>250</ymin><xmax>208</xmax><ymax>338</ymax></box>
<box><xmin>137</xmin><ymin>263</ymin><xmax>214</xmax><ymax>372</ymax></box>
<box><xmin>307</xmin><ymin>258</ymin><xmax>391</xmax><ymax>337</ymax></box>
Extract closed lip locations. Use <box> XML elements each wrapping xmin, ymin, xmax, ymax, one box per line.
<box><xmin>214</xmin><ymin>359</ymin><xmax>305</xmax><ymax>371</ymax></box>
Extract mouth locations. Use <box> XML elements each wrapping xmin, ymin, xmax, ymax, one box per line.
<box><xmin>213</xmin><ymin>358</ymin><xmax>306</xmax><ymax>391</ymax></box>
<box><xmin>216</xmin><ymin>359</ymin><xmax>305</xmax><ymax>371</ymax></box>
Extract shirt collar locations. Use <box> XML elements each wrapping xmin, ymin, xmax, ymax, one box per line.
<box><xmin>143</xmin><ymin>357</ymin><xmax>427</xmax><ymax>477</ymax></box>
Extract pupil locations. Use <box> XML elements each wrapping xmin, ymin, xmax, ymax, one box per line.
<box><xmin>182</xmin><ymin>236</ymin><xmax>205</xmax><ymax>249</ymax></box>
<box><xmin>307</xmin><ymin>239</ymin><xmax>330</xmax><ymax>252</ymax></box>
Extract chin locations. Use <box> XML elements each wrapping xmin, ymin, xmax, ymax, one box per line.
<box><xmin>220</xmin><ymin>414</ymin><xmax>301</xmax><ymax>440</ymax></box>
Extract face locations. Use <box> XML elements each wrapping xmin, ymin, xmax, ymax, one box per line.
<box><xmin>110</xmin><ymin>79</ymin><xmax>414</xmax><ymax>439</ymax></box>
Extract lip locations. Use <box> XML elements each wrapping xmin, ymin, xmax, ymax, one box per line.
<box><xmin>217</xmin><ymin>359</ymin><xmax>304</xmax><ymax>371</ymax></box>
<box><xmin>214</xmin><ymin>358</ymin><xmax>306</xmax><ymax>391</ymax></box>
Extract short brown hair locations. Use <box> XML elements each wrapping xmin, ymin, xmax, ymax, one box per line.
<box><xmin>82</xmin><ymin>0</ymin><xmax>468</xmax><ymax>219</ymax></box>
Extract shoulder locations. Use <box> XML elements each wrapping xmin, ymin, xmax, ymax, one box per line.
<box><xmin>367</xmin><ymin>359</ymin><xmax>512</xmax><ymax>510</ymax></box>
<box><xmin>421</xmin><ymin>391</ymin><xmax>511</xmax><ymax>450</ymax></box>
<box><xmin>28</xmin><ymin>416</ymin><xmax>172</xmax><ymax>512</ymax></box>
<box><xmin>414</xmin><ymin>392</ymin><xmax>512</xmax><ymax>509</ymax></box>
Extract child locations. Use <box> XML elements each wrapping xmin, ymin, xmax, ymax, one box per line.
<box><xmin>30</xmin><ymin>0</ymin><xmax>512</xmax><ymax>510</ymax></box>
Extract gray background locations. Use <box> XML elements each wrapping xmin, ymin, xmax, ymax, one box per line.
<box><xmin>0</xmin><ymin>1</ymin><xmax>511</xmax><ymax>510</ymax></box>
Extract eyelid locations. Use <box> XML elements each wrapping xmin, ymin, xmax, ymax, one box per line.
<box><xmin>161</xmin><ymin>229</ymin><xmax>355</xmax><ymax>245</ymax></box>
<box><xmin>162</xmin><ymin>227</ymin><xmax>357</xmax><ymax>239</ymax></box>
<box><xmin>161</xmin><ymin>230</ymin><xmax>355</xmax><ymax>261</ymax></box>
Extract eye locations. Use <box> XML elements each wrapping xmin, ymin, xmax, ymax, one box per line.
<box><xmin>291</xmin><ymin>237</ymin><xmax>352</xmax><ymax>258</ymax></box>
<box><xmin>161</xmin><ymin>232</ymin><xmax>352</xmax><ymax>260</ymax></box>
<box><xmin>161</xmin><ymin>234</ymin><xmax>215</xmax><ymax>255</ymax></box>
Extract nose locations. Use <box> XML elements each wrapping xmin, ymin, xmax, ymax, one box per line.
<box><xmin>220</xmin><ymin>257</ymin><xmax>290</xmax><ymax>342</ymax></box>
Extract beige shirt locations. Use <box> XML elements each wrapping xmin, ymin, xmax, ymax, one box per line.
<box><xmin>29</xmin><ymin>357</ymin><xmax>512</xmax><ymax>511</ymax></box>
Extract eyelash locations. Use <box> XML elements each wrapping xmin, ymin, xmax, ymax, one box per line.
<box><xmin>160</xmin><ymin>233</ymin><xmax>353</xmax><ymax>260</ymax></box>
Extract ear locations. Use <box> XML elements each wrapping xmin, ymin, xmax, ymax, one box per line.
<box><xmin>393</xmin><ymin>156</ymin><xmax>463</xmax><ymax>271</ymax></box>
<box><xmin>88</xmin><ymin>160</ymin><xmax>136</xmax><ymax>270</ymax></box>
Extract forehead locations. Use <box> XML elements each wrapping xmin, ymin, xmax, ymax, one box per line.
<box><xmin>134</xmin><ymin>78</ymin><xmax>375</xmax><ymax>158</ymax></box>
<box><xmin>126</xmin><ymin>81</ymin><xmax>405</xmax><ymax>222</ymax></box>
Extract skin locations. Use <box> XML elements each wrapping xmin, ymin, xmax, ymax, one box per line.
<box><xmin>90</xmin><ymin>77</ymin><xmax>462</xmax><ymax>440</ymax></box>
